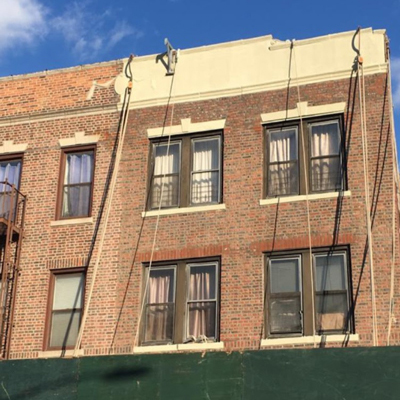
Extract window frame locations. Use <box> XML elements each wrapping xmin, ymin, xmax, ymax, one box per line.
<box><xmin>140</xmin><ymin>257</ymin><xmax>220</xmax><ymax>346</ymax></box>
<box><xmin>0</xmin><ymin>154</ymin><xmax>23</xmax><ymax>189</ymax></box>
<box><xmin>264</xmin><ymin>115</ymin><xmax>346</xmax><ymax>198</ymax></box>
<box><xmin>264</xmin><ymin>247</ymin><xmax>353</xmax><ymax>339</ymax></box>
<box><xmin>56</xmin><ymin>145</ymin><xmax>96</xmax><ymax>220</ymax></box>
<box><xmin>147</xmin><ymin>131</ymin><xmax>223</xmax><ymax>210</ymax></box>
<box><xmin>44</xmin><ymin>268</ymin><xmax>86</xmax><ymax>351</ymax></box>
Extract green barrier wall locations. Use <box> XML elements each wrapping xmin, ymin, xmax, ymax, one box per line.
<box><xmin>1</xmin><ymin>347</ymin><xmax>399</xmax><ymax>399</ymax></box>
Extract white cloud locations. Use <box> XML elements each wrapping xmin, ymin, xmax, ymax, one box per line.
<box><xmin>51</xmin><ymin>2</ymin><xmax>142</xmax><ymax>61</ymax></box>
<box><xmin>0</xmin><ymin>0</ymin><xmax>48</xmax><ymax>51</ymax></box>
<box><xmin>392</xmin><ymin>57</ymin><xmax>400</xmax><ymax>109</ymax></box>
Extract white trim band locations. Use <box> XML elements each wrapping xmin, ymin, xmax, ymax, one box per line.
<box><xmin>261</xmin><ymin>101</ymin><xmax>346</xmax><ymax>124</ymax></box>
<box><xmin>50</xmin><ymin>217</ymin><xmax>94</xmax><ymax>226</ymax></box>
<box><xmin>147</xmin><ymin>118</ymin><xmax>226</xmax><ymax>138</ymax></box>
<box><xmin>261</xmin><ymin>334</ymin><xmax>359</xmax><ymax>347</ymax></box>
<box><xmin>142</xmin><ymin>203</ymin><xmax>226</xmax><ymax>218</ymax></box>
<box><xmin>259</xmin><ymin>191</ymin><xmax>351</xmax><ymax>206</ymax></box>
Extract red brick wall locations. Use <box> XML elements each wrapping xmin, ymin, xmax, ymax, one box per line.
<box><xmin>1</xmin><ymin>63</ymin><xmax>399</xmax><ymax>358</ymax></box>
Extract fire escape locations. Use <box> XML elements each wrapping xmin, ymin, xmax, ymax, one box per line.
<box><xmin>0</xmin><ymin>181</ymin><xmax>26</xmax><ymax>359</ymax></box>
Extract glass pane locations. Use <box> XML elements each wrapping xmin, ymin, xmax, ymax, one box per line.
<box><xmin>144</xmin><ymin>304</ymin><xmax>174</xmax><ymax>342</ymax></box>
<box><xmin>316</xmin><ymin>293</ymin><xmax>348</xmax><ymax>332</ymax></box>
<box><xmin>191</xmin><ymin>171</ymin><xmax>219</xmax><ymax>204</ymax></box>
<box><xmin>50</xmin><ymin>310</ymin><xmax>81</xmax><ymax>347</ymax></box>
<box><xmin>270</xmin><ymin>258</ymin><xmax>300</xmax><ymax>293</ymax></box>
<box><xmin>0</xmin><ymin>160</ymin><xmax>22</xmax><ymax>190</ymax></box>
<box><xmin>53</xmin><ymin>273</ymin><xmax>84</xmax><ymax>310</ymax></box>
<box><xmin>62</xmin><ymin>185</ymin><xmax>91</xmax><ymax>218</ymax></box>
<box><xmin>315</xmin><ymin>254</ymin><xmax>346</xmax><ymax>291</ymax></box>
<box><xmin>269</xmin><ymin>129</ymin><xmax>297</xmax><ymax>162</ymax></box>
<box><xmin>311</xmin><ymin>157</ymin><xmax>341</xmax><ymax>192</ymax></box>
<box><xmin>270</xmin><ymin>296</ymin><xmax>302</xmax><ymax>334</ymax></box>
<box><xmin>193</xmin><ymin>138</ymin><xmax>220</xmax><ymax>171</ymax></box>
<box><xmin>65</xmin><ymin>152</ymin><xmax>93</xmax><ymax>184</ymax></box>
<box><xmin>148</xmin><ymin>268</ymin><xmax>175</xmax><ymax>303</ymax></box>
<box><xmin>189</xmin><ymin>265</ymin><xmax>216</xmax><ymax>300</ymax></box>
<box><xmin>311</xmin><ymin>122</ymin><xmax>340</xmax><ymax>156</ymax></box>
<box><xmin>188</xmin><ymin>301</ymin><xmax>216</xmax><ymax>338</ymax></box>
<box><xmin>154</xmin><ymin>143</ymin><xmax>180</xmax><ymax>175</ymax></box>
<box><xmin>268</xmin><ymin>162</ymin><xmax>298</xmax><ymax>196</ymax></box>
<box><xmin>151</xmin><ymin>175</ymin><xmax>179</xmax><ymax>208</ymax></box>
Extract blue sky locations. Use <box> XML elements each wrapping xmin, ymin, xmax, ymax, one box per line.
<box><xmin>1</xmin><ymin>0</ymin><xmax>400</xmax><ymax>136</ymax></box>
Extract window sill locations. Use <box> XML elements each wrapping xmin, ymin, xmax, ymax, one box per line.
<box><xmin>261</xmin><ymin>334</ymin><xmax>359</xmax><ymax>347</ymax></box>
<box><xmin>259</xmin><ymin>190</ymin><xmax>351</xmax><ymax>206</ymax></box>
<box><xmin>142</xmin><ymin>204</ymin><xmax>226</xmax><ymax>218</ymax></box>
<box><xmin>133</xmin><ymin>342</ymin><xmax>224</xmax><ymax>354</ymax></box>
<box><xmin>37</xmin><ymin>349</ymin><xmax>84</xmax><ymax>358</ymax></box>
<box><xmin>50</xmin><ymin>217</ymin><xmax>93</xmax><ymax>226</ymax></box>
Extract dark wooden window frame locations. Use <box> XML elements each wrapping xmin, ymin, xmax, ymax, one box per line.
<box><xmin>43</xmin><ymin>268</ymin><xmax>86</xmax><ymax>351</ymax></box>
<box><xmin>140</xmin><ymin>257</ymin><xmax>220</xmax><ymax>346</ymax></box>
<box><xmin>264</xmin><ymin>114</ymin><xmax>347</xmax><ymax>198</ymax></box>
<box><xmin>264</xmin><ymin>246</ymin><xmax>353</xmax><ymax>339</ymax></box>
<box><xmin>0</xmin><ymin>154</ymin><xmax>24</xmax><ymax>188</ymax></box>
<box><xmin>147</xmin><ymin>131</ymin><xmax>223</xmax><ymax>210</ymax></box>
<box><xmin>56</xmin><ymin>145</ymin><xmax>96</xmax><ymax>220</ymax></box>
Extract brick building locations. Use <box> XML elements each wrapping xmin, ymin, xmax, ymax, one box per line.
<box><xmin>0</xmin><ymin>27</ymin><xmax>399</xmax><ymax>361</ymax></box>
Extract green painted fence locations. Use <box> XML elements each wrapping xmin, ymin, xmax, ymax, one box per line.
<box><xmin>1</xmin><ymin>347</ymin><xmax>399</xmax><ymax>399</ymax></box>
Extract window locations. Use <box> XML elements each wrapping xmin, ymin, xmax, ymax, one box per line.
<box><xmin>57</xmin><ymin>147</ymin><xmax>95</xmax><ymax>219</ymax></box>
<box><xmin>0</xmin><ymin>156</ymin><xmax>22</xmax><ymax>218</ymax></box>
<box><xmin>265</xmin><ymin>248</ymin><xmax>352</xmax><ymax>338</ymax></box>
<box><xmin>265</xmin><ymin>116</ymin><xmax>345</xmax><ymax>197</ymax></box>
<box><xmin>46</xmin><ymin>270</ymin><xmax>85</xmax><ymax>349</ymax></box>
<box><xmin>142</xmin><ymin>259</ymin><xmax>219</xmax><ymax>345</ymax></box>
<box><xmin>149</xmin><ymin>134</ymin><xmax>222</xmax><ymax>209</ymax></box>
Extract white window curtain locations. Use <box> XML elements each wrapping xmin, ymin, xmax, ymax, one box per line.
<box><xmin>268</xmin><ymin>129</ymin><xmax>297</xmax><ymax>196</ymax></box>
<box><xmin>311</xmin><ymin>122</ymin><xmax>341</xmax><ymax>191</ymax></box>
<box><xmin>145</xmin><ymin>270</ymin><xmax>174</xmax><ymax>342</ymax></box>
<box><xmin>191</xmin><ymin>139</ymin><xmax>219</xmax><ymax>204</ymax></box>
<box><xmin>187</xmin><ymin>265</ymin><xmax>216</xmax><ymax>339</ymax></box>
<box><xmin>152</xmin><ymin>143</ymin><xmax>180</xmax><ymax>208</ymax></box>
<box><xmin>0</xmin><ymin>160</ymin><xmax>21</xmax><ymax>218</ymax></box>
<box><xmin>62</xmin><ymin>152</ymin><xmax>93</xmax><ymax>217</ymax></box>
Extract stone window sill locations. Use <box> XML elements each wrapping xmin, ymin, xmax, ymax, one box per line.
<box><xmin>142</xmin><ymin>204</ymin><xmax>226</xmax><ymax>218</ymax></box>
<box><xmin>133</xmin><ymin>342</ymin><xmax>224</xmax><ymax>354</ymax></box>
<box><xmin>50</xmin><ymin>217</ymin><xmax>93</xmax><ymax>226</ymax></box>
<box><xmin>261</xmin><ymin>334</ymin><xmax>359</xmax><ymax>347</ymax></box>
<box><xmin>259</xmin><ymin>190</ymin><xmax>351</xmax><ymax>206</ymax></box>
<box><xmin>37</xmin><ymin>349</ymin><xmax>84</xmax><ymax>358</ymax></box>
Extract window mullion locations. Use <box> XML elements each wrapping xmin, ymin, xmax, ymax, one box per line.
<box><xmin>181</xmin><ymin>137</ymin><xmax>190</xmax><ymax>207</ymax></box>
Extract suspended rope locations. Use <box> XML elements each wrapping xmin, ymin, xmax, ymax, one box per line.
<box><xmin>73</xmin><ymin>55</ymin><xmax>135</xmax><ymax>357</ymax></box>
<box><xmin>356</xmin><ymin>28</ymin><xmax>378</xmax><ymax>347</ymax></box>
<box><xmin>132</xmin><ymin>63</ymin><xmax>178</xmax><ymax>352</ymax></box>
<box><xmin>291</xmin><ymin>40</ymin><xmax>317</xmax><ymax>347</ymax></box>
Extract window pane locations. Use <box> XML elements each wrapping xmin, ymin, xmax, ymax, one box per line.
<box><xmin>154</xmin><ymin>143</ymin><xmax>180</xmax><ymax>175</ymax></box>
<box><xmin>316</xmin><ymin>293</ymin><xmax>348</xmax><ymax>332</ymax></box>
<box><xmin>193</xmin><ymin>138</ymin><xmax>220</xmax><ymax>171</ymax></box>
<box><xmin>0</xmin><ymin>160</ymin><xmax>22</xmax><ymax>190</ymax></box>
<box><xmin>315</xmin><ymin>254</ymin><xmax>346</xmax><ymax>291</ymax></box>
<box><xmin>148</xmin><ymin>268</ymin><xmax>175</xmax><ymax>303</ymax></box>
<box><xmin>189</xmin><ymin>265</ymin><xmax>216</xmax><ymax>301</ymax></box>
<box><xmin>270</xmin><ymin>258</ymin><xmax>300</xmax><ymax>293</ymax></box>
<box><xmin>270</xmin><ymin>296</ymin><xmax>302</xmax><ymax>334</ymax></box>
<box><xmin>269</xmin><ymin>129</ymin><xmax>297</xmax><ymax>162</ymax></box>
<box><xmin>53</xmin><ymin>273</ymin><xmax>84</xmax><ymax>310</ymax></box>
<box><xmin>151</xmin><ymin>175</ymin><xmax>179</xmax><ymax>208</ymax></box>
<box><xmin>188</xmin><ymin>301</ymin><xmax>216</xmax><ymax>338</ymax></box>
<box><xmin>268</xmin><ymin>162</ymin><xmax>298</xmax><ymax>196</ymax></box>
<box><xmin>62</xmin><ymin>185</ymin><xmax>91</xmax><ymax>218</ymax></box>
<box><xmin>50</xmin><ymin>310</ymin><xmax>81</xmax><ymax>347</ymax></box>
<box><xmin>144</xmin><ymin>304</ymin><xmax>174</xmax><ymax>342</ymax></box>
<box><xmin>311</xmin><ymin>122</ymin><xmax>340</xmax><ymax>157</ymax></box>
<box><xmin>191</xmin><ymin>171</ymin><xmax>219</xmax><ymax>204</ymax></box>
<box><xmin>311</xmin><ymin>157</ymin><xmax>341</xmax><ymax>192</ymax></box>
<box><xmin>65</xmin><ymin>152</ymin><xmax>93</xmax><ymax>185</ymax></box>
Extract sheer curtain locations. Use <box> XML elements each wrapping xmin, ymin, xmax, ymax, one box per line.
<box><xmin>145</xmin><ymin>270</ymin><xmax>174</xmax><ymax>342</ymax></box>
<box><xmin>191</xmin><ymin>139</ymin><xmax>219</xmax><ymax>204</ymax></box>
<box><xmin>0</xmin><ymin>160</ymin><xmax>21</xmax><ymax>218</ymax></box>
<box><xmin>188</xmin><ymin>265</ymin><xmax>216</xmax><ymax>339</ymax></box>
<box><xmin>311</xmin><ymin>122</ymin><xmax>340</xmax><ymax>191</ymax></box>
<box><xmin>268</xmin><ymin>129</ymin><xmax>297</xmax><ymax>196</ymax></box>
<box><xmin>62</xmin><ymin>152</ymin><xmax>93</xmax><ymax>217</ymax></box>
<box><xmin>152</xmin><ymin>144</ymin><xmax>179</xmax><ymax>208</ymax></box>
